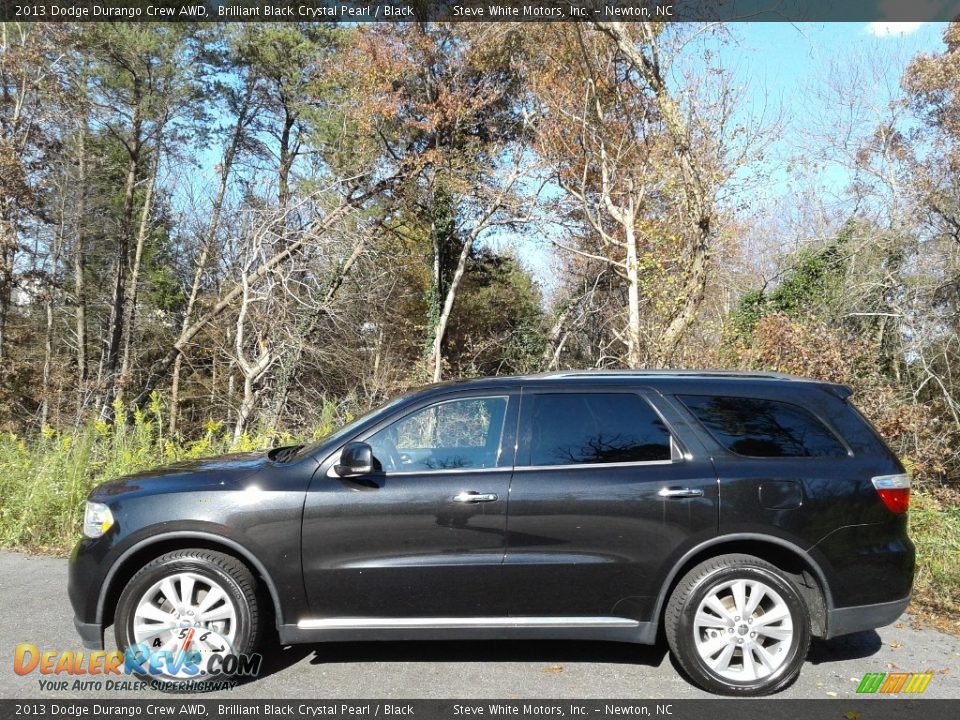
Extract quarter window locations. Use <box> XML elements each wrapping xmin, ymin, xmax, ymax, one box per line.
<box><xmin>678</xmin><ymin>395</ymin><xmax>847</xmax><ymax>458</ymax></box>
<box><xmin>527</xmin><ymin>393</ymin><xmax>672</xmax><ymax>466</ymax></box>
<box><xmin>368</xmin><ymin>396</ymin><xmax>508</xmax><ymax>473</ymax></box>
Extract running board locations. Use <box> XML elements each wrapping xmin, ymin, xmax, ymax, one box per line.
<box><xmin>297</xmin><ymin>616</ymin><xmax>639</xmax><ymax>630</ymax></box>
<box><xmin>278</xmin><ymin>616</ymin><xmax>656</xmax><ymax>645</ymax></box>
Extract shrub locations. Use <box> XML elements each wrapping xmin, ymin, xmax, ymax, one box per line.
<box><xmin>0</xmin><ymin>392</ymin><xmax>356</xmax><ymax>550</ymax></box>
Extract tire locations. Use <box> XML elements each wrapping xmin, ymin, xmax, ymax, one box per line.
<box><xmin>665</xmin><ymin>553</ymin><xmax>811</xmax><ymax>696</ymax></box>
<box><xmin>115</xmin><ymin>549</ymin><xmax>261</xmax><ymax>687</ymax></box>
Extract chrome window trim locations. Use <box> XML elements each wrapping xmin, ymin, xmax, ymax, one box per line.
<box><xmin>326</xmin><ymin>464</ymin><xmax>514</xmax><ymax>478</ymax></box>
<box><xmin>511</xmin><ymin>458</ymin><xmax>677</xmax><ymax>472</ymax></box>
<box><xmin>327</xmin><ymin>457</ymin><xmax>679</xmax><ymax>477</ymax></box>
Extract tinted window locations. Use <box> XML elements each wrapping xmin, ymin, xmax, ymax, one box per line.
<box><xmin>678</xmin><ymin>395</ymin><xmax>847</xmax><ymax>458</ymax></box>
<box><xmin>368</xmin><ymin>396</ymin><xmax>508</xmax><ymax>473</ymax></box>
<box><xmin>528</xmin><ymin>393</ymin><xmax>671</xmax><ymax>466</ymax></box>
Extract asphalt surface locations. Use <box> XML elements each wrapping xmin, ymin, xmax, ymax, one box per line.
<box><xmin>1</xmin><ymin>550</ymin><xmax>958</xmax><ymax>700</ymax></box>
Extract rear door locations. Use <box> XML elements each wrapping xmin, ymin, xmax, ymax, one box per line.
<box><xmin>503</xmin><ymin>385</ymin><xmax>718</xmax><ymax>622</ymax></box>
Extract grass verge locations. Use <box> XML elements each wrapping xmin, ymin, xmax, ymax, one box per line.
<box><xmin>0</xmin><ymin>393</ymin><xmax>353</xmax><ymax>551</ymax></box>
<box><xmin>1</xmin><ymin>397</ymin><xmax>957</xmax><ymax>627</ymax></box>
<box><xmin>909</xmin><ymin>491</ymin><xmax>960</xmax><ymax>619</ymax></box>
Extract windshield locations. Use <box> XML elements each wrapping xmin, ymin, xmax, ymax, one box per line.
<box><xmin>287</xmin><ymin>392</ymin><xmax>417</xmax><ymax>463</ymax></box>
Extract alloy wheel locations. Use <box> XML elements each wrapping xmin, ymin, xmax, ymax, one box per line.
<box><xmin>692</xmin><ymin>578</ymin><xmax>794</xmax><ymax>682</ymax></box>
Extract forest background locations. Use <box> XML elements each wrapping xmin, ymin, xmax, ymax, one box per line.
<box><xmin>1</xmin><ymin>20</ymin><xmax>958</xmax><ymax>621</ymax></box>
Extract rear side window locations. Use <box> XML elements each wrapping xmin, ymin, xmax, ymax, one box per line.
<box><xmin>678</xmin><ymin>395</ymin><xmax>847</xmax><ymax>458</ymax></box>
<box><xmin>528</xmin><ymin>393</ymin><xmax>672</xmax><ymax>466</ymax></box>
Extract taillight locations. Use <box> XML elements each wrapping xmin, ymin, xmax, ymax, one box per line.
<box><xmin>871</xmin><ymin>474</ymin><xmax>911</xmax><ymax>513</ymax></box>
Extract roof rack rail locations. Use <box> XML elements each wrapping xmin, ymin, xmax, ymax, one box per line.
<box><xmin>531</xmin><ymin>369</ymin><xmax>804</xmax><ymax>381</ymax></box>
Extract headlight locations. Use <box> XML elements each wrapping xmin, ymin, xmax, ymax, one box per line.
<box><xmin>83</xmin><ymin>501</ymin><xmax>114</xmax><ymax>538</ymax></box>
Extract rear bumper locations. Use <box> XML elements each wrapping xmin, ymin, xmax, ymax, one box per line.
<box><xmin>825</xmin><ymin>594</ymin><xmax>910</xmax><ymax>639</ymax></box>
<box><xmin>73</xmin><ymin>616</ymin><xmax>103</xmax><ymax>650</ymax></box>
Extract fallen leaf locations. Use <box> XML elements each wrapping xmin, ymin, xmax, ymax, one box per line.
<box><xmin>895</xmin><ymin>623</ymin><xmax>904</xmax><ymax>629</ymax></box>
<box><xmin>844</xmin><ymin>712</ymin><xmax>861</xmax><ymax>720</ymax></box>
<box><xmin>542</xmin><ymin>664</ymin><xmax>563</xmax><ymax>674</ymax></box>
<box><xmin>890</xmin><ymin>641</ymin><xmax>903</xmax><ymax>649</ymax></box>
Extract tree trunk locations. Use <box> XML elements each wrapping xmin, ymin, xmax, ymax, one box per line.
<box><xmin>265</xmin><ymin>234</ymin><xmax>369</xmax><ymax>427</ymax></box>
<box><xmin>168</xmin><ymin>261</ymin><xmax>206</xmax><ymax>434</ymax></box>
<box><xmin>232</xmin><ymin>267</ymin><xmax>272</xmax><ymax>443</ymax></box>
<box><xmin>73</xmin><ymin>131</ymin><xmax>88</xmax><ymax>387</ymax></box>
<box><xmin>653</xmin><ymin>237</ymin><xmax>709</xmax><ymax>364</ymax></box>
<box><xmin>430</xmin><ymin>236</ymin><xmax>473</xmax><ymax>383</ymax></box>
<box><xmin>541</xmin><ymin>302</ymin><xmax>574</xmax><ymax>371</ymax></box>
<box><xmin>623</xmin><ymin>214</ymin><xmax>642</xmax><ymax>368</ymax></box>
<box><xmin>0</xmin><ymin>213</ymin><xmax>15</xmax><ymax>364</ymax></box>
<box><xmin>597</xmin><ymin>22</ymin><xmax>714</xmax><ymax>362</ymax></box>
<box><xmin>118</xmin><ymin>141</ymin><xmax>161</xmax><ymax>398</ymax></box>
<box><xmin>102</xmin><ymin>101</ymin><xmax>143</xmax><ymax>413</ymax></box>
<box><xmin>41</xmin><ymin>190</ymin><xmax>67</xmax><ymax>426</ymax></box>
<box><xmin>278</xmin><ymin>110</ymin><xmax>296</xmax><ymax>215</ymax></box>
<box><xmin>425</xmin><ymin>166</ymin><xmax>522</xmax><ymax>382</ymax></box>
<box><xmin>169</xmin><ymin>85</ymin><xmax>255</xmax><ymax>433</ymax></box>
<box><xmin>234</xmin><ymin>372</ymin><xmax>257</xmax><ymax>444</ymax></box>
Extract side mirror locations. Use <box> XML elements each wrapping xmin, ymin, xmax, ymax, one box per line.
<box><xmin>335</xmin><ymin>442</ymin><xmax>375</xmax><ymax>478</ymax></box>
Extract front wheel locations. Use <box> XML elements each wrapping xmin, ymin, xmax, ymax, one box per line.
<box><xmin>115</xmin><ymin>549</ymin><xmax>261</xmax><ymax>686</ymax></box>
<box><xmin>665</xmin><ymin>554</ymin><xmax>811</xmax><ymax>696</ymax></box>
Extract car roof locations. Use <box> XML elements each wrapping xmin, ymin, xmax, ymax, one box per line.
<box><xmin>417</xmin><ymin>369</ymin><xmax>850</xmax><ymax>395</ymax></box>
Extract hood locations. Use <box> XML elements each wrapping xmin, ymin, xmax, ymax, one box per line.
<box><xmin>89</xmin><ymin>451</ymin><xmax>271</xmax><ymax>501</ymax></box>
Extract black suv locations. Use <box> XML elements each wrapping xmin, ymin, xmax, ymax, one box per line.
<box><xmin>69</xmin><ymin>371</ymin><xmax>914</xmax><ymax>695</ymax></box>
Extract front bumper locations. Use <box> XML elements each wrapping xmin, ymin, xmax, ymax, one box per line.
<box><xmin>825</xmin><ymin>594</ymin><xmax>911</xmax><ymax>639</ymax></box>
<box><xmin>68</xmin><ymin>536</ymin><xmax>112</xmax><ymax>649</ymax></box>
<box><xmin>74</xmin><ymin>616</ymin><xmax>103</xmax><ymax>650</ymax></box>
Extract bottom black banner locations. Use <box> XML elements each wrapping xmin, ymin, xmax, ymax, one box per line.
<box><xmin>2</xmin><ymin>699</ymin><xmax>959</xmax><ymax>720</ymax></box>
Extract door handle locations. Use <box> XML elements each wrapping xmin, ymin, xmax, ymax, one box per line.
<box><xmin>658</xmin><ymin>487</ymin><xmax>704</xmax><ymax>498</ymax></box>
<box><xmin>453</xmin><ymin>491</ymin><xmax>499</xmax><ymax>504</ymax></box>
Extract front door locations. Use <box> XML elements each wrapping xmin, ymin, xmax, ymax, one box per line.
<box><xmin>503</xmin><ymin>387</ymin><xmax>718</xmax><ymax>622</ymax></box>
<box><xmin>301</xmin><ymin>392</ymin><xmax>517</xmax><ymax>619</ymax></box>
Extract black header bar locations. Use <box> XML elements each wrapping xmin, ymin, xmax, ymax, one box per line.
<box><xmin>2</xmin><ymin>0</ymin><xmax>959</xmax><ymax>23</ymax></box>
<box><xmin>1</xmin><ymin>700</ymin><xmax>959</xmax><ymax>720</ymax></box>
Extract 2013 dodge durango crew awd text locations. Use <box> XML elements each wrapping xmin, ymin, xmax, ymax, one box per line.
<box><xmin>68</xmin><ymin>370</ymin><xmax>915</xmax><ymax>695</ymax></box>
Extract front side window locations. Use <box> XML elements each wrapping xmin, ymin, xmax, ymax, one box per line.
<box><xmin>367</xmin><ymin>396</ymin><xmax>508</xmax><ymax>473</ymax></box>
<box><xmin>527</xmin><ymin>393</ymin><xmax>672</xmax><ymax>466</ymax></box>
<box><xmin>678</xmin><ymin>395</ymin><xmax>848</xmax><ymax>458</ymax></box>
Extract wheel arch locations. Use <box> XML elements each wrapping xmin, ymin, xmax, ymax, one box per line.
<box><xmin>97</xmin><ymin>531</ymin><xmax>284</xmax><ymax>633</ymax></box>
<box><xmin>654</xmin><ymin>534</ymin><xmax>831</xmax><ymax>638</ymax></box>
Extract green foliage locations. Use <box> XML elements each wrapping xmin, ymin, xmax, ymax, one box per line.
<box><xmin>729</xmin><ymin>289</ymin><xmax>767</xmax><ymax>339</ymax></box>
<box><xmin>766</xmin><ymin>243</ymin><xmax>846</xmax><ymax>317</ymax></box>
<box><xmin>0</xmin><ymin>393</ymin><xmax>350</xmax><ymax>551</ymax></box>
<box><xmin>729</xmin><ymin>226</ymin><xmax>851</xmax><ymax>342</ymax></box>
<box><xmin>448</xmin><ymin>249</ymin><xmax>546</xmax><ymax>375</ymax></box>
<box><xmin>910</xmin><ymin>493</ymin><xmax>960</xmax><ymax>614</ymax></box>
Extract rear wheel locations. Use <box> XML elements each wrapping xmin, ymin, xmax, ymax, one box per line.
<box><xmin>115</xmin><ymin>549</ymin><xmax>261</xmax><ymax>686</ymax></box>
<box><xmin>665</xmin><ymin>554</ymin><xmax>811</xmax><ymax>696</ymax></box>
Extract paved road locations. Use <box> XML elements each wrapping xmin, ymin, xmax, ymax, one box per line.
<box><xmin>1</xmin><ymin>550</ymin><xmax>958</xmax><ymax>700</ymax></box>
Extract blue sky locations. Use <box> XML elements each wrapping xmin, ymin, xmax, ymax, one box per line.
<box><xmin>514</xmin><ymin>22</ymin><xmax>951</xmax><ymax>291</ymax></box>
<box><xmin>174</xmin><ymin>23</ymin><xmax>953</xmax><ymax>297</ymax></box>
<box><xmin>714</xmin><ymin>22</ymin><xmax>948</xmax><ymax>194</ymax></box>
